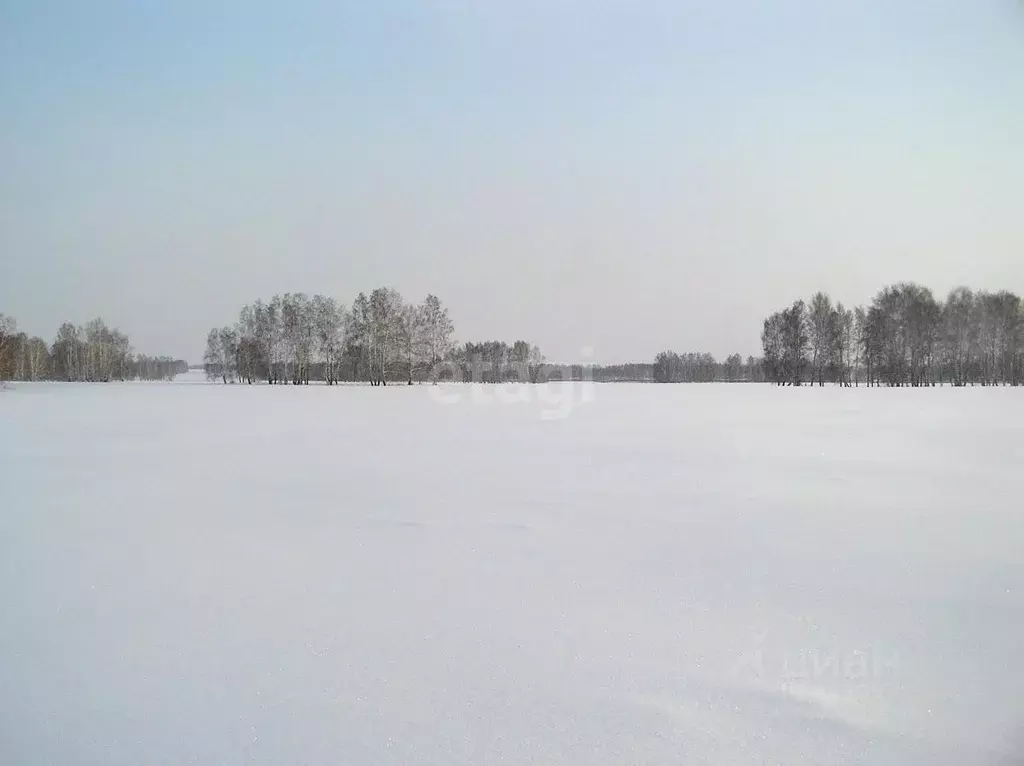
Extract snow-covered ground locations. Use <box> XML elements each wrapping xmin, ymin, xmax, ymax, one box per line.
<box><xmin>1</xmin><ymin>380</ymin><xmax>1022</xmax><ymax>764</ymax></box>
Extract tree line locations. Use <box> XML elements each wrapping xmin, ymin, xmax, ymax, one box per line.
<box><xmin>10</xmin><ymin>282</ymin><xmax>1020</xmax><ymax>389</ymax></box>
<box><xmin>0</xmin><ymin>313</ymin><xmax>185</xmax><ymax>383</ymax></box>
<box><xmin>207</xmin><ymin>291</ymin><xmax>783</xmax><ymax>387</ymax></box>
<box><xmin>761</xmin><ymin>284</ymin><xmax>1023</xmax><ymax>386</ymax></box>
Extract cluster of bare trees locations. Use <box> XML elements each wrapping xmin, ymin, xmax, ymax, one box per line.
<box><xmin>204</xmin><ymin>290</ymin><xmax>456</xmax><ymax>385</ymax></box>
<box><xmin>652</xmin><ymin>351</ymin><xmax>765</xmax><ymax>383</ymax></box>
<box><xmin>762</xmin><ymin>284</ymin><xmax>1023</xmax><ymax>386</ymax></box>
<box><xmin>0</xmin><ymin>313</ymin><xmax>184</xmax><ymax>383</ymax></box>
<box><xmin>1</xmin><ymin>311</ymin><xmax>184</xmax><ymax>383</ymax></box>
<box><xmin>445</xmin><ymin>341</ymin><xmax>545</xmax><ymax>383</ymax></box>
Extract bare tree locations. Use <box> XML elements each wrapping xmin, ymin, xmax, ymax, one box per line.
<box><xmin>25</xmin><ymin>337</ymin><xmax>51</xmax><ymax>381</ymax></box>
<box><xmin>236</xmin><ymin>303</ymin><xmax>262</xmax><ymax>384</ymax></box>
<box><xmin>111</xmin><ymin>330</ymin><xmax>131</xmax><ymax>381</ymax></box>
<box><xmin>808</xmin><ymin>292</ymin><xmax>833</xmax><ymax>386</ymax></box>
<box><xmin>941</xmin><ymin>288</ymin><xmax>974</xmax><ymax>386</ymax></box>
<box><xmin>278</xmin><ymin>293</ymin><xmax>314</xmax><ymax>384</ymax></box>
<box><xmin>990</xmin><ymin>290</ymin><xmax>1022</xmax><ymax>385</ymax></box>
<box><xmin>345</xmin><ymin>293</ymin><xmax>370</xmax><ymax>383</ymax></box>
<box><xmin>220</xmin><ymin>327</ymin><xmax>239</xmax><ymax>383</ymax></box>
<box><xmin>253</xmin><ymin>299</ymin><xmax>280</xmax><ymax>384</ymax></box>
<box><xmin>420</xmin><ymin>294</ymin><xmax>455</xmax><ymax>372</ymax></box>
<box><xmin>204</xmin><ymin>328</ymin><xmax>225</xmax><ymax>382</ymax></box>
<box><xmin>831</xmin><ymin>303</ymin><xmax>854</xmax><ymax>386</ymax></box>
<box><xmin>368</xmin><ymin>288</ymin><xmax>404</xmax><ymax>386</ymax></box>
<box><xmin>312</xmin><ymin>295</ymin><xmax>346</xmax><ymax>385</ymax></box>
<box><xmin>761</xmin><ymin>313</ymin><xmax>784</xmax><ymax>384</ymax></box>
<box><xmin>781</xmin><ymin>300</ymin><xmax>809</xmax><ymax>385</ymax></box>
<box><xmin>902</xmin><ymin>283</ymin><xmax>940</xmax><ymax>386</ymax></box>
<box><xmin>724</xmin><ymin>353</ymin><xmax>743</xmax><ymax>381</ymax></box>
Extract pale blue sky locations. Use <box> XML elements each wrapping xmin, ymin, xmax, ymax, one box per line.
<box><xmin>2</xmin><ymin>1</ymin><xmax>1022</xmax><ymax>362</ymax></box>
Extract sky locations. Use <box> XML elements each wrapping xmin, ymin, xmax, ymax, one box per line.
<box><xmin>1</xmin><ymin>0</ymin><xmax>1022</xmax><ymax>364</ymax></box>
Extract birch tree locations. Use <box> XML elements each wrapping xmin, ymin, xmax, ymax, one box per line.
<box><xmin>808</xmin><ymin>292</ymin><xmax>833</xmax><ymax>386</ymax></box>
<box><xmin>782</xmin><ymin>300</ymin><xmax>809</xmax><ymax>385</ymax></box>
<box><xmin>204</xmin><ymin>328</ymin><xmax>225</xmax><ymax>381</ymax></box>
<box><xmin>312</xmin><ymin>295</ymin><xmax>346</xmax><ymax>385</ymax></box>
<box><xmin>345</xmin><ymin>293</ymin><xmax>370</xmax><ymax>383</ymax></box>
<box><xmin>219</xmin><ymin>327</ymin><xmax>238</xmax><ymax>383</ymax></box>
<box><xmin>25</xmin><ymin>337</ymin><xmax>50</xmax><ymax>380</ymax></box>
<box><xmin>366</xmin><ymin>287</ymin><xmax>403</xmax><ymax>386</ymax></box>
<box><xmin>420</xmin><ymin>294</ymin><xmax>455</xmax><ymax>372</ymax></box>
<box><xmin>834</xmin><ymin>303</ymin><xmax>854</xmax><ymax>386</ymax></box>
<box><xmin>253</xmin><ymin>299</ymin><xmax>280</xmax><ymax>384</ymax></box>
<box><xmin>941</xmin><ymin>288</ymin><xmax>974</xmax><ymax>386</ymax></box>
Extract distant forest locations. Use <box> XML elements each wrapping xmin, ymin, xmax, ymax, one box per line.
<box><xmin>762</xmin><ymin>284</ymin><xmax>1023</xmax><ymax>386</ymax></box>
<box><xmin>5</xmin><ymin>282</ymin><xmax>1021</xmax><ymax>388</ymax></box>
<box><xmin>0</xmin><ymin>314</ymin><xmax>186</xmax><ymax>383</ymax></box>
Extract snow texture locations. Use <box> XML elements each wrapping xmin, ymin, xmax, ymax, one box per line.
<box><xmin>2</xmin><ymin>377</ymin><xmax>1023</xmax><ymax>764</ymax></box>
